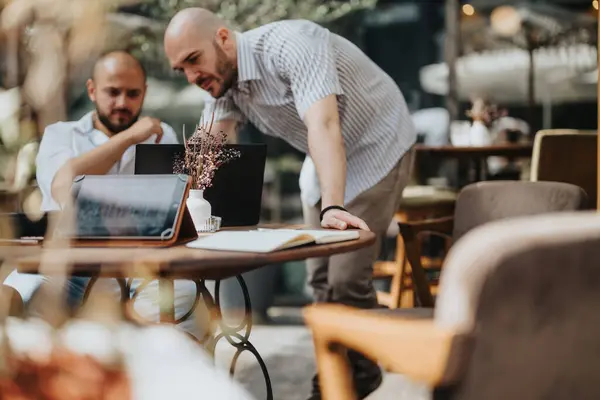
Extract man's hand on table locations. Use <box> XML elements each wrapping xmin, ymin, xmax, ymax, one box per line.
<box><xmin>321</xmin><ymin>208</ymin><xmax>370</xmax><ymax>231</ymax></box>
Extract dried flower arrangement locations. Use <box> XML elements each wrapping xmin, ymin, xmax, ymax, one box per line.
<box><xmin>173</xmin><ymin>112</ymin><xmax>241</xmax><ymax>190</ymax></box>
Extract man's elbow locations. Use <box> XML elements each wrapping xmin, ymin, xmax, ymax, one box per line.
<box><xmin>321</xmin><ymin>117</ymin><xmax>341</xmax><ymax>137</ymax></box>
<box><xmin>50</xmin><ymin>164</ymin><xmax>75</xmax><ymax>206</ymax></box>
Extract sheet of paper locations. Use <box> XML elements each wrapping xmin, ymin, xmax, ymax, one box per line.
<box><xmin>257</xmin><ymin>228</ymin><xmax>359</xmax><ymax>243</ymax></box>
<box><xmin>185</xmin><ymin>230</ymin><xmax>306</xmax><ymax>253</ymax></box>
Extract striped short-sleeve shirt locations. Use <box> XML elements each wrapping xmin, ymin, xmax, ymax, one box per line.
<box><xmin>202</xmin><ymin>19</ymin><xmax>416</xmax><ymax>206</ymax></box>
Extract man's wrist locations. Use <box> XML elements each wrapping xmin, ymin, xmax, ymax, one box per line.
<box><xmin>119</xmin><ymin>129</ymin><xmax>139</xmax><ymax>147</ymax></box>
<box><xmin>320</xmin><ymin>196</ymin><xmax>345</xmax><ymax>211</ymax></box>
<box><xmin>320</xmin><ymin>205</ymin><xmax>347</xmax><ymax>222</ymax></box>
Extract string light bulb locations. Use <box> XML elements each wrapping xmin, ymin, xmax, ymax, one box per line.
<box><xmin>490</xmin><ymin>6</ymin><xmax>522</xmax><ymax>36</ymax></box>
<box><xmin>462</xmin><ymin>4</ymin><xmax>475</xmax><ymax>16</ymax></box>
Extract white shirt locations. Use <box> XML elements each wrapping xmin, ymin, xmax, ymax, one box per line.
<box><xmin>35</xmin><ymin>111</ymin><xmax>179</xmax><ymax>211</ymax></box>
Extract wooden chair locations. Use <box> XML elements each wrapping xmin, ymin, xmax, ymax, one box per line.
<box><xmin>530</xmin><ymin>129</ymin><xmax>597</xmax><ymax>207</ymax></box>
<box><xmin>374</xmin><ymin>185</ymin><xmax>456</xmax><ymax>309</ymax></box>
<box><xmin>396</xmin><ymin>180</ymin><xmax>588</xmax><ymax>307</ymax></box>
<box><xmin>304</xmin><ymin>211</ymin><xmax>600</xmax><ymax>399</ymax></box>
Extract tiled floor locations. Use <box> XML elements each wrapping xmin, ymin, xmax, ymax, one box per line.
<box><xmin>212</xmin><ymin>309</ymin><xmax>429</xmax><ymax>400</ymax></box>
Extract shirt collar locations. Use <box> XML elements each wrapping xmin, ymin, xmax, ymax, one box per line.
<box><xmin>73</xmin><ymin>111</ymin><xmax>111</xmax><ymax>146</ymax></box>
<box><xmin>235</xmin><ymin>31</ymin><xmax>261</xmax><ymax>82</ymax></box>
<box><xmin>73</xmin><ymin>111</ymin><xmax>95</xmax><ymax>134</ymax></box>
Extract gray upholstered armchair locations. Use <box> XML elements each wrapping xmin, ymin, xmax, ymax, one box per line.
<box><xmin>397</xmin><ymin>180</ymin><xmax>589</xmax><ymax>307</ymax></box>
<box><xmin>304</xmin><ymin>211</ymin><xmax>600</xmax><ymax>399</ymax></box>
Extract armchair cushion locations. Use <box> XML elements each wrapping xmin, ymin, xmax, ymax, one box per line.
<box><xmin>435</xmin><ymin>211</ymin><xmax>600</xmax><ymax>332</ymax></box>
<box><xmin>452</xmin><ymin>181</ymin><xmax>588</xmax><ymax>241</ymax></box>
<box><xmin>436</xmin><ymin>211</ymin><xmax>600</xmax><ymax>399</ymax></box>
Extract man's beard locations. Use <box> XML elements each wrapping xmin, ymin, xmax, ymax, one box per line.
<box><xmin>208</xmin><ymin>42</ymin><xmax>237</xmax><ymax>98</ymax></box>
<box><xmin>96</xmin><ymin>109</ymin><xmax>139</xmax><ymax>134</ymax></box>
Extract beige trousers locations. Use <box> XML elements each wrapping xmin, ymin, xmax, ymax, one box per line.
<box><xmin>302</xmin><ymin>147</ymin><xmax>414</xmax><ymax>309</ymax></box>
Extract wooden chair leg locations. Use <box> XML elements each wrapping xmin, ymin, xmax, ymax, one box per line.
<box><xmin>379</xmin><ymin>224</ymin><xmax>417</xmax><ymax>309</ymax></box>
<box><xmin>389</xmin><ymin>231</ymin><xmax>408</xmax><ymax>309</ymax></box>
<box><xmin>394</xmin><ymin>212</ymin><xmax>417</xmax><ymax>309</ymax></box>
<box><xmin>312</xmin><ymin>334</ymin><xmax>357</xmax><ymax>400</ymax></box>
<box><xmin>400</xmin><ymin>268</ymin><xmax>415</xmax><ymax>308</ymax></box>
<box><xmin>379</xmin><ymin>208</ymin><xmax>452</xmax><ymax>309</ymax></box>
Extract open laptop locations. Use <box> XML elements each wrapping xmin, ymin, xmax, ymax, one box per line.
<box><xmin>53</xmin><ymin>174</ymin><xmax>197</xmax><ymax>246</ymax></box>
<box><xmin>134</xmin><ymin>144</ymin><xmax>267</xmax><ymax>227</ymax></box>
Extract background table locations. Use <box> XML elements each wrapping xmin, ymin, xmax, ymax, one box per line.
<box><xmin>415</xmin><ymin>143</ymin><xmax>534</xmax><ymax>158</ymax></box>
<box><xmin>415</xmin><ymin>143</ymin><xmax>534</xmax><ymax>183</ymax></box>
<box><xmin>9</xmin><ymin>228</ymin><xmax>376</xmax><ymax>400</ymax></box>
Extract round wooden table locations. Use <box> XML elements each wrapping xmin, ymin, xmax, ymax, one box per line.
<box><xmin>6</xmin><ymin>228</ymin><xmax>376</xmax><ymax>400</ymax></box>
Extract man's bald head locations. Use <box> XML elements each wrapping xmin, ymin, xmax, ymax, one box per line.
<box><xmin>164</xmin><ymin>7</ymin><xmax>225</xmax><ymax>45</ymax></box>
<box><xmin>92</xmin><ymin>50</ymin><xmax>146</xmax><ymax>82</ymax></box>
<box><xmin>163</xmin><ymin>8</ymin><xmax>238</xmax><ymax>99</ymax></box>
<box><xmin>86</xmin><ymin>50</ymin><xmax>147</xmax><ymax>134</ymax></box>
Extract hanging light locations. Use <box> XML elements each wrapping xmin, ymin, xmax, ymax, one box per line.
<box><xmin>490</xmin><ymin>6</ymin><xmax>522</xmax><ymax>36</ymax></box>
<box><xmin>462</xmin><ymin>4</ymin><xmax>475</xmax><ymax>16</ymax></box>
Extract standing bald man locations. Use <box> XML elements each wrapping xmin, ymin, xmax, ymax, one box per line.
<box><xmin>163</xmin><ymin>9</ymin><xmax>416</xmax><ymax>399</ymax></box>
<box><xmin>4</xmin><ymin>50</ymin><xmax>201</xmax><ymax>338</ymax></box>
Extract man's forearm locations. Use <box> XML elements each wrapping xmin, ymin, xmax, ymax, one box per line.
<box><xmin>67</xmin><ymin>133</ymin><xmax>134</xmax><ymax>175</ymax></box>
<box><xmin>308</xmin><ymin>125</ymin><xmax>347</xmax><ymax>209</ymax></box>
<box><xmin>211</xmin><ymin>119</ymin><xmax>241</xmax><ymax>144</ymax></box>
<box><xmin>51</xmin><ymin>133</ymin><xmax>133</xmax><ymax>204</ymax></box>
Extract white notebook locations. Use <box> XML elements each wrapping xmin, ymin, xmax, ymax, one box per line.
<box><xmin>185</xmin><ymin>229</ymin><xmax>360</xmax><ymax>253</ymax></box>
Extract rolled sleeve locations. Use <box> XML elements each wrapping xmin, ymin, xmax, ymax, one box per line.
<box><xmin>273</xmin><ymin>22</ymin><xmax>344</xmax><ymax>120</ymax></box>
<box><xmin>35</xmin><ymin>123</ymin><xmax>75</xmax><ymax>211</ymax></box>
<box><xmin>201</xmin><ymin>94</ymin><xmax>245</xmax><ymax>125</ymax></box>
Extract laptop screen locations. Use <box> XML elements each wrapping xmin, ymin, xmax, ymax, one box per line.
<box><xmin>134</xmin><ymin>144</ymin><xmax>267</xmax><ymax>227</ymax></box>
<box><xmin>57</xmin><ymin>175</ymin><xmax>188</xmax><ymax>240</ymax></box>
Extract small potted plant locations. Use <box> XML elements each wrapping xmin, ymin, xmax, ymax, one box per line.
<box><xmin>174</xmin><ymin>113</ymin><xmax>240</xmax><ymax>232</ymax></box>
<box><xmin>464</xmin><ymin>98</ymin><xmax>507</xmax><ymax>146</ymax></box>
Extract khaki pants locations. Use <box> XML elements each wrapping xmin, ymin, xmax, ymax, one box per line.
<box><xmin>302</xmin><ymin>147</ymin><xmax>414</xmax><ymax>309</ymax></box>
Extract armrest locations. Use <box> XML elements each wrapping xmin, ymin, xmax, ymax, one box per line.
<box><xmin>398</xmin><ymin>216</ymin><xmax>454</xmax><ymax>240</ymax></box>
<box><xmin>304</xmin><ymin>304</ymin><xmax>469</xmax><ymax>399</ymax></box>
<box><xmin>398</xmin><ymin>216</ymin><xmax>454</xmax><ymax>307</ymax></box>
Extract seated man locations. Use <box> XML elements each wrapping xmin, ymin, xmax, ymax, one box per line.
<box><xmin>4</xmin><ymin>50</ymin><xmax>199</xmax><ymax>336</ymax></box>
